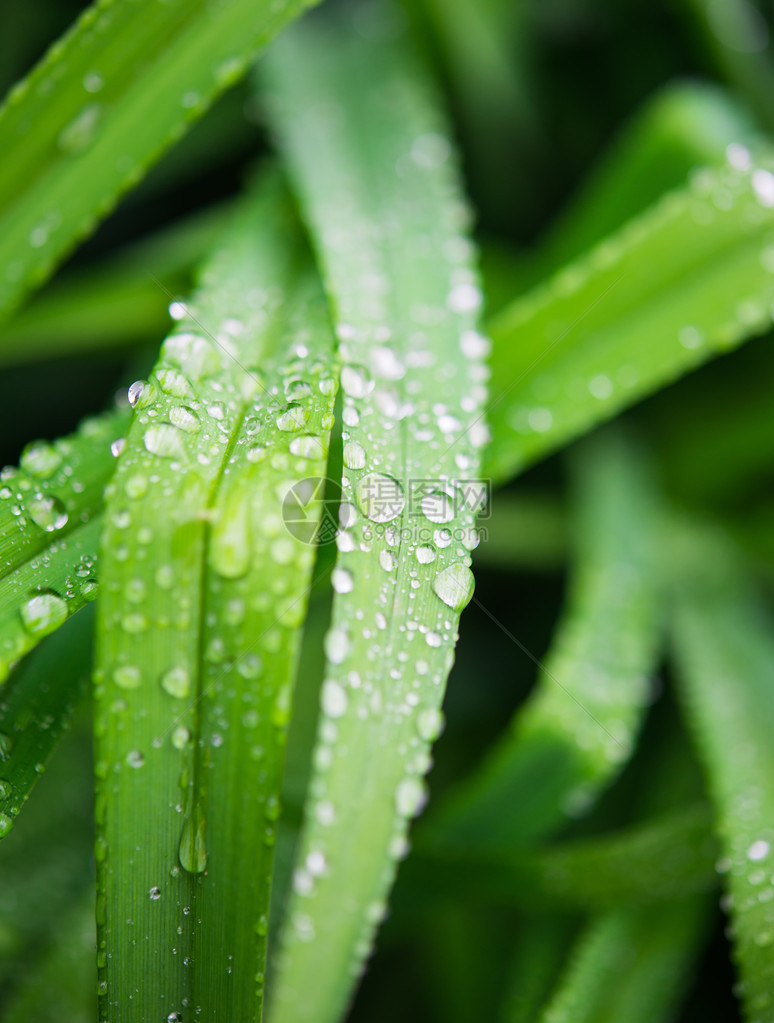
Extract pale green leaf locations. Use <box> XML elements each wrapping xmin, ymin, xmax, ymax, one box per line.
<box><xmin>260</xmin><ymin>12</ymin><xmax>488</xmax><ymax>1022</ymax></box>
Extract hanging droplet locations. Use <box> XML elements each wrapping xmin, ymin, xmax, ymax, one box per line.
<box><xmin>432</xmin><ymin>563</ymin><xmax>475</xmax><ymax>612</ymax></box>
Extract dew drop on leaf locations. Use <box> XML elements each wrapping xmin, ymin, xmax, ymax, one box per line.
<box><xmin>20</xmin><ymin>590</ymin><xmax>68</xmax><ymax>636</ymax></box>
<box><xmin>432</xmin><ymin>563</ymin><xmax>475</xmax><ymax>611</ymax></box>
<box><xmin>27</xmin><ymin>493</ymin><xmax>68</xmax><ymax>532</ymax></box>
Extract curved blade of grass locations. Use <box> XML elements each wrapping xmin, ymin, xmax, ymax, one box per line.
<box><xmin>0</xmin><ymin>202</ymin><xmax>226</xmax><ymax>367</ymax></box>
<box><xmin>413</xmin><ymin>803</ymin><xmax>716</xmax><ymax>912</ymax></box>
<box><xmin>1</xmin><ymin>893</ymin><xmax>97</xmax><ymax>1023</ymax></box>
<box><xmin>94</xmin><ymin>171</ymin><xmax>337</xmax><ymax>1022</ymax></box>
<box><xmin>484</xmin><ymin>152</ymin><xmax>774</xmax><ymax>483</ymax></box>
<box><xmin>534</xmin><ymin>899</ymin><xmax>710</xmax><ymax>1023</ymax></box>
<box><xmin>425</xmin><ymin>429</ymin><xmax>660</xmax><ymax>851</ymax></box>
<box><xmin>527</xmin><ymin>81</ymin><xmax>759</xmax><ymax>288</ymax></box>
<box><xmin>0</xmin><ymin>407</ymin><xmax>127</xmax><ymax>681</ymax></box>
<box><xmin>671</xmin><ymin>529</ymin><xmax>774</xmax><ymax>1021</ymax></box>
<box><xmin>0</xmin><ymin>605</ymin><xmax>94</xmax><ymax>840</ymax></box>
<box><xmin>260</xmin><ymin>12</ymin><xmax>488</xmax><ymax>1023</ymax></box>
<box><xmin>0</xmin><ymin>0</ymin><xmax>319</xmax><ymax>327</ymax></box>
<box><xmin>502</xmin><ymin>916</ymin><xmax>576</xmax><ymax>1023</ymax></box>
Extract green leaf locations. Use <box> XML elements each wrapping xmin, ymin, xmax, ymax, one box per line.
<box><xmin>534</xmin><ymin>899</ymin><xmax>710</xmax><ymax>1023</ymax></box>
<box><xmin>93</xmin><ymin>170</ymin><xmax>337</xmax><ymax>1022</ymax></box>
<box><xmin>0</xmin><ymin>606</ymin><xmax>94</xmax><ymax>839</ymax></box>
<box><xmin>484</xmin><ymin>153</ymin><xmax>774</xmax><ymax>483</ymax></box>
<box><xmin>260</xmin><ymin>13</ymin><xmax>487</xmax><ymax>1023</ymax></box>
<box><xmin>0</xmin><ymin>408</ymin><xmax>128</xmax><ymax>682</ymax></box>
<box><xmin>426</xmin><ymin>429</ymin><xmax>660</xmax><ymax>851</ymax></box>
<box><xmin>671</xmin><ymin>529</ymin><xmax>774</xmax><ymax>1021</ymax></box>
<box><xmin>412</xmin><ymin>804</ymin><xmax>716</xmax><ymax>912</ymax></box>
<box><xmin>0</xmin><ymin>0</ymin><xmax>319</xmax><ymax>327</ymax></box>
<box><xmin>0</xmin><ymin>201</ymin><xmax>226</xmax><ymax>367</ymax></box>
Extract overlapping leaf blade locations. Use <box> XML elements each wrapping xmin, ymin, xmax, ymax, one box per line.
<box><xmin>671</xmin><ymin>530</ymin><xmax>774</xmax><ymax>1021</ymax></box>
<box><xmin>260</xmin><ymin>11</ymin><xmax>488</xmax><ymax>1022</ymax></box>
<box><xmin>484</xmin><ymin>153</ymin><xmax>774</xmax><ymax>483</ymax></box>
<box><xmin>0</xmin><ymin>0</ymin><xmax>319</xmax><ymax>326</ymax></box>
<box><xmin>426</xmin><ymin>429</ymin><xmax>660</xmax><ymax>851</ymax></box>
<box><xmin>0</xmin><ymin>408</ymin><xmax>127</xmax><ymax>682</ymax></box>
<box><xmin>94</xmin><ymin>172</ymin><xmax>337</xmax><ymax>1022</ymax></box>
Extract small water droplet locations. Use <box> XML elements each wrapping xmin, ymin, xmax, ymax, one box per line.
<box><xmin>126</xmin><ymin>750</ymin><xmax>145</xmax><ymax>769</ymax></box>
<box><xmin>179</xmin><ymin>808</ymin><xmax>207</xmax><ymax>873</ymax></box>
<box><xmin>143</xmin><ymin>424</ymin><xmax>186</xmax><ymax>459</ymax></box>
<box><xmin>276</xmin><ymin>402</ymin><xmax>309</xmax><ymax>432</ymax></box>
<box><xmin>321</xmin><ymin>679</ymin><xmax>348</xmax><ymax>718</ymax></box>
<box><xmin>332</xmin><ymin>567</ymin><xmax>354</xmax><ymax>594</ymax></box>
<box><xmin>113</xmin><ymin>665</ymin><xmax>142</xmax><ymax>690</ymax></box>
<box><xmin>356</xmin><ymin>473</ymin><xmax>405</xmax><ymax>523</ymax></box>
<box><xmin>395</xmin><ymin>777</ymin><xmax>426</xmax><ymax>818</ymax></box>
<box><xmin>149</xmin><ymin>886</ymin><xmax>162</xmax><ymax>901</ymax></box>
<box><xmin>324</xmin><ymin>627</ymin><xmax>351</xmax><ymax>665</ymax></box>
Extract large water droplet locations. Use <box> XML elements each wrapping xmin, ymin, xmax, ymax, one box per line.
<box><xmin>210</xmin><ymin>497</ymin><xmax>250</xmax><ymax>578</ymax></box>
<box><xmin>395</xmin><ymin>777</ymin><xmax>426</xmax><ymax>818</ymax></box>
<box><xmin>343</xmin><ymin>441</ymin><xmax>367</xmax><ymax>469</ymax></box>
<box><xmin>341</xmin><ymin>364</ymin><xmax>374</xmax><ymax>398</ymax></box>
<box><xmin>113</xmin><ymin>665</ymin><xmax>142</xmax><ymax>690</ymax></box>
<box><xmin>20</xmin><ymin>441</ymin><xmax>62</xmax><ymax>478</ymax></box>
<box><xmin>356</xmin><ymin>473</ymin><xmax>405</xmax><ymax>523</ymax></box>
<box><xmin>324</xmin><ymin>627</ymin><xmax>351</xmax><ymax>665</ymax></box>
<box><xmin>28</xmin><ymin>493</ymin><xmax>68</xmax><ymax>532</ymax></box>
<box><xmin>277</xmin><ymin>402</ymin><xmax>309</xmax><ymax>432</ymax></box>
<box><xmin>432</xmin><ymin>563</ymin><xmax>475</xmax><ymax>611</ymax></box>
<box><xmin>20</xmin><ymin>590</ymin><xmax>68</xmax><ymax>636</ymax></box>
<box><xmin>321</xmin><ymin>679</ymin><xmax>348</xmax><ymax>718</ymax></box>
<box><xmin>179</xmin><ymin>808</ymin><xmax>207</xmax><ymax>873</ymax></box>
<box><xmin>143</xmin><ymin>424</ymin><xmax>186</xmax><ymax>460</ymax></box>
<box><xmin>161</xmin><ymin>665</ymin><xmax>191</xmax><ymax>700</ymax></box>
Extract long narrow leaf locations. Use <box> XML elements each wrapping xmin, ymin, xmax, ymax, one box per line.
<box><xmin>485</xmin><ymin>152</ymin><xmax>774</xmax><ymax>482</ymax></box>
<box><xmin>0</xmin><ymin>0</ymin><xmax>318</xmax><ymax>325</ymax></box>
<box><xmin>426</xmin><ymin>429</ymin><xmax>660</xmax><ymax>850</ymax></box>
<box><xmin>261</xmin><ymin>12</ymin><xmax>488</xmax><ymax>1022</ymax></box>
<box><xmin>94</xmin><ymin>171</ymin><xmax>337</xmax><ymax>1021</ymax></box>
<box><xmin>0</xmin><ymin>408</ymin><xmax>127</xmax><ymax>681</ymax></box>
<box><xmin>672</xmin><ymin>530</ymin><xmax>774</xmax><ymax>1021</ymax></box>
<box><xmin>534</xmin><ymin>899</ymin><xmax>709</xmax><ymax>1023</ymax></box>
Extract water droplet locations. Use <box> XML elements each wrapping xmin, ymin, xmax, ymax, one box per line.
<box><xmin>417</xmin><ymin>707</ymin><xmax>444</xmax><ymax>741</ymax></box>
<box><xmin>80</xmin><ymin>577</ymin><xmax>99</xmax><ymax>601</ymax></box>
<box><xmin>321</xmin><ymin>679</ymin><xmax>348</xmax><ymax>718</ymax></box>
<box><xmin>20</xmin><ymin>590</ymin><xmax>68</xmax><ymax>636</ymax></box>
<box><xmin>179</xmin><ymin>808</ymin><xmax>207</xmax><ymax>873</ymax></box>
<box><xmin>332</xmin><ymin>567</ymin><xmax>354</xmax><ymax>594</ymax></box>
<box><xmin>421</xmin><ymin>489</ymin><xmax>454</xmax><ymax>524</ymax></box>
<box><xmin>126</xmin><ymin>750</ymin><xmax>145</xmax><ymax>769</ymax></box>
<box><xmin>749</xmin><ymin>840</ymin><xmax>771</xmax><ymax>862</ymax></box>
<box><xmin>0</xmin><ymin>733</ymin><xmax>14</xmax><ymax>763</ymax></box>
<box><xmin>171</xmin><ymin>726</ymin><xmax>190</xmax><ymax>750</ymax></box>
<box><xmin>161</xmin><ymin>666</ymin><xmax>191</xmax><ymax>700</ymax></box>
<box><xmin>0</xmin><ymin>813</ymin><xmax>13</xmax><ymax>838</ymax></box>
<box><xmin>290</xmin><ymin>434</ymin><xmax>324</xmax><ymax>459</ymax></box>
<box><xmin>356</xmin><ymin>473</ymin><xmax>405</xmax><ymax>523</ymax></box>
<box><xmin>416</xmin><ymin>545</ymin><xmax>436</xmax><ymax>564</ymax></box>
<box><xmin>169</xmin><ymin>405</ymin><xmax>201</xmax><ymax>433</ymax></box>
<box><xmin>58</xmin><ymin>102</ymin><xmax>101</xmax><ymax>154</ymax></box>
<box><xmin>20</xmin><ymin>441</ymin><xmax>62</xmax><ymax>478</ymax></box>
<box><xmin>395</xmin><ymin>777</ymin><xmax>426</xmax><ymax>818</ymax></box>
<box><xmin>143</xmin><ymin>424</ymin><xmax>186</xmax><ymax>459</ymax></box>
<box><xmin>210</xmin><ymin>497</ymin><xmax>250</xmax><ymax>578</ymax></box>
<box><xmin>149</xmin><ymin>886</ymin><xmax>162</xmax><ymax>900</ymax></box>
<box><xmin>277</xmin><ymin>403</ymin><xmax>309</xmax><ymax>432</ymax></box>
<box><xmin>127</xmin><ymin>380</ymin><xmax>146</xmax><ymax>407</ymax></box>
<box><xmin>343</xmin><ymin>441</ymin><xmax>367</xmax><ymax>469</ymax></box>
<box><xmin>341</xmin><ymin>364</ymin><xmax>374</xmax><ymax>398</ymax></box>
<box><xmin>432</xmin><ymin>563</ymin><xmax>475</xmax><ymax>611</ymax></box>
<box><xmin>113</xmin><ymin>665</ymin><xmax>142</xmax><ymax>690</ymax></box>
<box><xmin>588</xmin><ymin>374</ymin><xmax>613</xmax><ymax>400</ymax></box>
<box><xmin>83</xmin><ymin>71</ymin><xmax>103</xmax><ymax>93</ymax></box>
<box><xmin>379</xmin><ymin>550</ymin><xmax>396</xmax><ymax>572</ymax></box>
<box><xmin>324</xmin><ymin>627</ymin><xmax>351</xmax><ymax>665</ymax></box>
<box><xmin>448</xmin><ymin>282</ymin><xmax>482</xmax><ymax>313</ymax></box>
<box><xmin>28</xmin><ymin>493</ymin><xmax>68</xmax><ymax>531</ymax></box>
<box><xmin>753</xmin><ymin>169</ymin><xmax>774</xmax><ymax>207</ymax></box>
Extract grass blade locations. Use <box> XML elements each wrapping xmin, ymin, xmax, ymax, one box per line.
<box><xmin>94</xmin><ymin>171</ymin><xmax>337</xmax><ymax>1022</ymax></box>
<box><xmin>261</xmin><ymin>12</ymin><xmax>488</xmax><ymax>1022</ymax></box>
<box><xmin>426</xmin><ymin>429</ymin><xmax>660</xmax><ymax>850</ymax></box>
<box><xmin>0</xmin><ymin>408</ymin><xmax>127</xmax><ymax>681</ymax></box>
<box><xmin>0</xmin><ymin>0</ymin><xmax>319</xmax><ymax>326</ymax></box>
<box><xmin>0</xmin><ymin>606</ymin><xmax>94</xmax><ymax>839</ymax></box>
<box><xmin>484</xmin><ymin>153</ymin><xmax>774</xmax><ymax>483</ymax></box>
<box><xmin>412</xmin><ymin>804</ymin><xmax>716</xmax><ymax>913</ymax></box>
<box><xmin>671</xmin><ymin>529</ymin><xmax>774</xmax><ymax>1021</ymax></box>
<box><xmin>534</xmin><ymin>899</ymin><xmax>709</xmax><ymax>1023</ymax></box>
